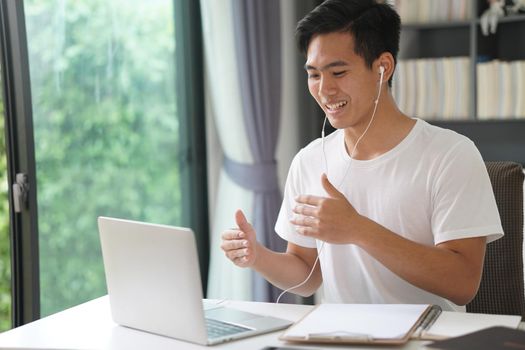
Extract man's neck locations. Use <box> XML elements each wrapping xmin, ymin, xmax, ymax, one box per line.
<box><xmin>343</xmin><ymin>94</ymin><xmax>415</xmax><ymax>160</ymax></box>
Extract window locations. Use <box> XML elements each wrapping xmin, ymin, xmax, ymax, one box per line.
<box><xmin>0</xmin><ymin>0</ymin><xmax>207</xmax><ymax>324</ymax></box>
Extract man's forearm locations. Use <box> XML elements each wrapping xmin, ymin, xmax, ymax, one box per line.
<box><xmin>356</xmin><ymin>217</ymin><xmax>486</xmax><ymax>305</ymax></box>
<box><xmin>251</xmin><ymin>243</ymin><xmax>321</xmax><ymax>297</ymax></box>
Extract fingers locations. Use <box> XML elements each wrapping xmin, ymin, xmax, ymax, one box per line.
<box><xmin>220</xmin><ymin>236</ymin><xmax>248</xmax><ymax>250</ymax></box>
<box><xmin>293</xmin><ymin>203</ymin><xmax>318</xmax><ymax>217</ymax></box>
<box><xmin>222</xmin><ymin>229</ymin><xmax>245</xmax><ymax>240</ymax></box>
<box><xmin>291</xmin><ymin>203</ymin><xmax>320</xmax><ymax>230</ymax></box>
<box><xmin>321</xmin><ymin>173</ymin><xmax>345</xmax><ymax>199</ymax></box>
<box><xmin>235</xmin><ymin>210</ymin><xmax>252</xmax><ymax>233</ymax></box>
<box><xmin>290</xmin><ymin>214</ymin><xmax>321</xmax><ymax>239</ymax></box>
<box><xmin>290</xmin><ymin>215</ymin><xmax>319</xmax><ymax>228</ymax></box>
<box><xmin>223</xmin><ymin>243</ymin><xmax>253</xmax><ymax>267</ymax></box>
<box><xmin>295</xmin><ymin>194</ymin><xmax>323</xmax><ymax>206</ymax></box>
<box><xmin>294</xmin><ymin>226</ymin><xmax>318</xmax><ymax>237</ymax></box>
<box><xmin>226</xmin><ymin>247</ymin><xmax>250</xmax><ymax>260</ymax></box>
<box><xmin>221</xmin><ymin>226</ymin><xmax>254</xmax><ymax>267</ymax></box>
<box><xmin>233</xmin><ymin>256</ymin><xmax>251</xmax><ymax>267</ymax></box>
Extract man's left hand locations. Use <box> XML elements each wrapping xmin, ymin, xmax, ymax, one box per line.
<box><xmin>290</xmin><ymin>173</ymin><xmax>365</xmax><ymax>244</ymax></box>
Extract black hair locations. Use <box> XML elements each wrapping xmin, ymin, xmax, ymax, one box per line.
<box><xmin>296</xmin><ymin>0</ymin><xmax>401</xmax><ymax>87</ymax></box>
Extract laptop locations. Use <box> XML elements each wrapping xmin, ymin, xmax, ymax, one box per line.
<box><xmin>98</xmin><ymin>216</ymin><xmax>292</xmax><ymax>345</ymax></box>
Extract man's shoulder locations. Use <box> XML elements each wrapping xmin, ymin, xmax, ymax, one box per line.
<box><xmin>417</xmin><ymin>119</ymin><xmax>467</xmax><ymax>140</ymax></box>
<box><xmin>414</xmin><ymin>119</ymin><xmax>474</xmax><ymax>151</ymax></box>
<box><xmin>410</xmin><ymin>120</ymin><xmax>484</xmax><ymax>175</ymax></box>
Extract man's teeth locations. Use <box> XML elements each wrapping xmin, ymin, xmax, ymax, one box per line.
<box><xmin>326</xmin><ymin>101</ymin><xmax>347</xmax><ymax>110</ymax></box>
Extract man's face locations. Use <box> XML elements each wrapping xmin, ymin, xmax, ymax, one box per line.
<box><xmin>305</xmin><ymin>32</ymin><xmax>379</xmax><ymax>130</ymax></box>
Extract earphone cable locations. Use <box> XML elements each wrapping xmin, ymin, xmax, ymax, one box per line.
<box><xmin>276</xmin><ymin>68</ymin><xmax>385</xmax><ymax>303</ymax></box>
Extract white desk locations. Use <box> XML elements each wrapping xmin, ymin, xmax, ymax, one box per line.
<box><xmin>0</xmin><ymin>296</ymin><xmax>436</xmax><ymax>350</ymax></box>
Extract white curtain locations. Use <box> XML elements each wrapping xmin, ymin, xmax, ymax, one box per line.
<box><xmin>201</xmin><ymin>0</ymin><xmax>254</xmax><ymax>300</ymax></box>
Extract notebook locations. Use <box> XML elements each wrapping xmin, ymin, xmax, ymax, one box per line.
<box><xmin>279</xmin><ymin>303</ymin><xmax>522</xmax><ymax>346</ymax></box>
<box><xmin>98</xmin><ymin>216</ymin><xmax>292</xmax><ymax>346</ymax></box>
<box><xmin>279</xmin><ymin>303</ymin><xmax>439</xmax><ymax>345</ymax></box>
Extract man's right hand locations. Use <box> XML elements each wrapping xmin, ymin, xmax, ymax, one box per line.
<box><xmin>220</xmin><ymin>209</ymin><xmax>258</xmax><ymax>268</ymax></box>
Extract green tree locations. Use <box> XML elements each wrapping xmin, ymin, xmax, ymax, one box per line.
<box><xmin>25</xmin><ymin>0</ymin><xmax>182</xmax><ymax>316</ymax></box>
<box><xmin>0</xmin><ymin>94</ymin><xmax>11</xmax><ymax>331</ymax></box>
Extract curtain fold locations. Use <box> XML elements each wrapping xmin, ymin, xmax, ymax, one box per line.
<box><xmin>201</xmin><ymin>0</ymin><xmax>254</xmax><ymax>301</ymax></box>
<box><xmin>231</xmin><ymin>0</ymin><xmax>289</xmax><ymax>302</ymax></box>
<box><xmin>202</xmin><ymin>0</ymin><xmax>290</xmax><ymax>302</ymax></box>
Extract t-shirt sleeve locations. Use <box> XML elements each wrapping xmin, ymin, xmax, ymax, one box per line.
<box><xmin>274</xmin><ymin>152</ymin><xmax>317</xmax><ymax>248</ymax></box>
<box><xmin>431</xmin><ymin>140</ymin><xmax>503</xmax><ymax>244</ymax></box>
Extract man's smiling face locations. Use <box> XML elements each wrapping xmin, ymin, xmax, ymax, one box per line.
<box><xmin>305</xmin><ymin>31</ymin><xmax>380</xmax><ymax>130</ymax></box>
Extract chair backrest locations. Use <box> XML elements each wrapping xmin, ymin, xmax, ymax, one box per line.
<box><xmin>467</xmin><ymin>161</ymin><xmax>525</xmax><ymax>318</ymax></box>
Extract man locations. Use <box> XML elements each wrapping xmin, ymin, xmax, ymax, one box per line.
<box><xmin>221</xmin><ymin>0</ymin><xmax>503</xmax><ymax>311</ymax></box>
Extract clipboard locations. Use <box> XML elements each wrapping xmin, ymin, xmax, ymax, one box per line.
<box><xmin>279</xmin><ymin>303</ymin><xmax>441</xmax><ymax>345</ymax></box>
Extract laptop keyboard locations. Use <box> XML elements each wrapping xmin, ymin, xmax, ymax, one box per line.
<box><xmin>206</xmin><ymin>318</ymin><xmax>251</xmax><ymax>339</ymax></box>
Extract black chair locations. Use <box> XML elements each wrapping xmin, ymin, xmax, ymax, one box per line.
<box><xmin>467</xmin><ymin>161</ymin><xmax>525</xmax><ymax>318</ymax></box>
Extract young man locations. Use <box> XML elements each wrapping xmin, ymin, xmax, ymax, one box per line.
<box><xmin>221</xmin><ymin>0</ymin><xmax>503</xmax><ymax>311</ymax></box>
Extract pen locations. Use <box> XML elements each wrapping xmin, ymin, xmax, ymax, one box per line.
<box><xmin>413</xmin><ymin>305</ymin><xmax>442</xmax><ymax>338</ymax></box>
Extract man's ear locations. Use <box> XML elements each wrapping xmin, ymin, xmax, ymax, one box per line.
<box><xmin>375</xmin><ymin>52</ymin><xmax>395</xmax><ymax>83</ymax></box>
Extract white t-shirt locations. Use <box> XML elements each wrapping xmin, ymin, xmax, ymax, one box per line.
<box><xmin>275</xmin><ymin>119</ymin><xmax>503</xmax><ymax>311</ymax></box>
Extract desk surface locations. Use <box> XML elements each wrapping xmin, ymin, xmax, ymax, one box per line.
<box><xmin>0</xmin><ymin>296</ymin><xmax>436</xmax><ymax>350</ymax></box>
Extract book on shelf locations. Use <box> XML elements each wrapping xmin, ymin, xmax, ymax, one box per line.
<box><xmin>393</xmin><ymin>57</ymin><xmax>470</xmax><ymax>121</ymax></box>
<box><xmin>500</xmin><ymin>62</ymin><xmax>512</xmax><ymax>118</ymax></box>
<box><xmin>406</xmin><ymin>59</ymin><xmax>417</xmax><ymax>118</ymax></box>
<box><xmin>394</xmin><ymin>0</ymin><xmax>471</xmax><ymax>24</ymax></box>
<box><xmin>435</xmin><ymin>58</ymin><xmax>445</xmax><ymax>118</ymax></box>
<box><xmin>477</xmin><ymin>62</ymin><xmax>488</xmax><ymax>120</ymax></box>
<box><xmin>477</xmin><ymin>60</ymin><xmax>525</xmax><ymax>120</ymax></box>
<box><xmin>415</xmin><ymin>59</ymin><xmax>427</xmax><ymax>118</ymax></box>
<box><xmin>395</xmin><ymin>58</ymin><xmax>525</xmax><ymax>121</ymax></box>
<box><xmin>515</xmin><ymin>62</ymin><xmax>524</xmax><ymax>117</ymax></box>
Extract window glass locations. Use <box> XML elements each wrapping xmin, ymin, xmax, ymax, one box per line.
<box><xmin>0</xmin><ymin>78</ymin><xmax>11</xmax><ymax>330</ymax></box>
<box><xmin>24</xmin><ymin>0</ymin><xmax>182</xmax><ymax>316</ymax></box>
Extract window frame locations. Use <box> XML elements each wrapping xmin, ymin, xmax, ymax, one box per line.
<box><xmin>0</xmin><ymin>0</ymin><xmax>41</xmax><ymax>326</ymax></box>
<box><xmin>173</xmin><ymin>0</ymin><xmax>209</xmax><ymax>294</ymax></box>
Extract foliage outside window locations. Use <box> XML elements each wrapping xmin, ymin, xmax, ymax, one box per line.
<box><xmin>24</xmin><ymin>0</ymin><xmax>182</xmax><ymax>316</ymax></box>
<box><xmin>0</xmin><ymin>97</ymin><xmax>11</xmax><ymax>331</ymax></box>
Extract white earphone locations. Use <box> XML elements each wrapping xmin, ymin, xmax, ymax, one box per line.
<box><xmin>376</xmin><ymin>66</ymin><xmax>385</xmax><ymax>105</ymax></box>
<box><xmin>276</xmin><ymin>64</ymin><xmax>387</xmax><ymax>304</ymax></box>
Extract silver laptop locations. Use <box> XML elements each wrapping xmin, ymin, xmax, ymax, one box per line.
<box><xmin>98</xmin><ymin>216</ymin><xmax>292</xmax><ymax>345</ymax></box>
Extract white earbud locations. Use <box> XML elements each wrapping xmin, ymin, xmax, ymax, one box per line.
<box><xmin>375</xmin><ymin>66</ymin><xmax>384</xmax><ymax>105</ymax></box>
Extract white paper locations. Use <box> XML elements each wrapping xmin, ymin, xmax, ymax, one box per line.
<box><xmin>283</xmin><ymin>304</ymin><xmax>429</xmax><ymax>340</ymax></box>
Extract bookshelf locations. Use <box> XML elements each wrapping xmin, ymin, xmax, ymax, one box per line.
<box><xmin>394</xmin><ymin>0</ymin><xmax>525</xmax><ymax>164</ymax></box>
